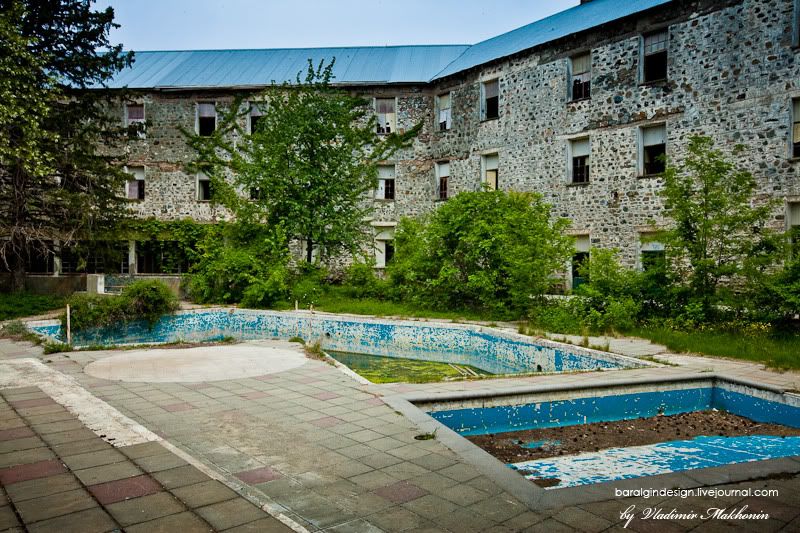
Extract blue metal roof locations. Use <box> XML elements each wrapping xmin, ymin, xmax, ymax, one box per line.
<box><xmin>108</xmin><ymin>45</ymin><xmax>471</xmax><ymax>88</ymax></box>
<box><xmin>432</xmin><ymin>0</ymin><xmax>673</xmax><ymax>80</ymax></box>
<box><xmin>107</xmin><ymin>0</ymin><xmax>673</xmax><ymax>89</ymax></box>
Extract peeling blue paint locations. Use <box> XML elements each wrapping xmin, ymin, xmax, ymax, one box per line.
<box><xmin>27</xmin><ymin>309</ymin><xmax>638</xmax><ymax>374</ymax></box>
<box><xmin>511</xmin><ymin>435</ymin><xmax>800</xmax><ymax>489</ymax></box>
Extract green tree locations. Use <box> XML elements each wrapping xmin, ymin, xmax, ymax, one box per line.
<box><xmin>0</xmin><ymin>1</ymin><xmax>133</xmax><ymax>291</ymax></box>
<box><xmin>187</xmin><ymin>60</ymin><xmax>419</xmax><ymax>264</ymax></box>
<box><xmin>388</xmin><ymin>190</ymin><xmax>573</xmax><ymax>315</ymax></box>
<box><xmin>657</xmin><ymin>136</ymin><xmax>780</xmax><ymax>317</ymax></box>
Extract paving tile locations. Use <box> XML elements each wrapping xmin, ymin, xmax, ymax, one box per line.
<box><xmin>106</xmin><ymin>491</ymin><xmax>185</xmax><ymax>526</ymax></box>
<box><xmin>172</xmin><ymin>480</ymin><xmax>238</xmax><ymax>508</ymax></box>
<box><xmin>0</xmin><ymin>447</ymin><xmax>55</xmax><ymax>469</ymax></box>
<box><xmin>0</xmin><ymin>504</ymin><xmax>21</xmax><ymax>530</ymax></box>
<box><xmin>163</xmin><ymin>403</ymin><xmax>195</xmax><ymax>412</ymax></box>
<box><xmin>349</xmin><ymin>470</ymin><xmax>399</xmax><ymax>490</ymax></box>
<box><xmin>234</xmin><ymin>466</ymin><xmax>282</xmax><ymax>485</ymax></box>
<box><xmin>312</xmin><ymin>392</ymin><xmax>340</xmax><ymax>401</ymax></box>
<box><xmin>0</xmin><ymin>458</ymin><xmax>66</xmax><ymax>484</ymax></box>
<box><xmin>9</xmin><ymin>398</ymin><xmax>56</xmax><ymax>409</ymax></box>
<box><xmin>15</xmin><ymin>488</ymin><xmax>97</xmax><ymax>523</ymax></box>
<box><xmin>29</xmin><ymin>419</ymin><xmax>85</xmax><ymax>435</ymax></box>
<box><xmin>119</xmin><ymin>441</ymin><xmax>167</xmax><ymax>460</ymax></box>
<box><xmin>5</xmin><ymin>472</ymin><xmax>81</xmax><ymax>502</ymax></box>
<box><xmin>438</xmin><ymin>483</ymin><xmax>490</xmax><ymax>506</ymax></box>
<box><xmin>26</xmin><ymin>507</ymin><xmax>118</xmax><ymax>533</ymax></box>
<box><xmin>74</xmin><ymin>461</ymin><xmax>142</xmax><ymax>486</ymax></box>
<box><xmin>124</xmin><ymin>510</ymin><xmax>214</xmax><ymax>533</ymax></box>
<box><xmin>365</xmin><ymin>505</ymin><xmax>428</xmax><ymax>532</ymax></box>
<box><xmin>153</xmin><ymin>464</ymin><xmax>211</xmax><ymax>489</ymax></box>
<box><xmin>134</xmin><ymin>452</ymin><xmax>188</xmax><ymax>473</ymax></box>
<box><xmin>401</xmin><ymin>494</ymin><xmax>458</xmax><ymax>520</ymax></box>
<box><xmin>0</xmin><ymin>436</ymin><xmax>44</xmax><ymax>454</ymax></box>
<box><xmin>310</xmin><ymin>416</ymin><xmax>344</xmax><ymax>428</ymax></box>
<box><xmin>0</xmin><ymin>427</ymin><xmax>35</xmax><ymax>441</ymax></box>
<box><xmin>373</xmin><ymin>481</ymin><xmax>428</xmax><ymax>504</ymax></box>
<box><xmin>60</xmin><ymin>448</ymin><xmax>127</xmax><ymax>471</ymax></box>
<box><xmin>88</xmin><ymin>474</ymin><xmax>162</xmax><ymax>504</ymax></box>
<box><xmin>50</xmin><ymin>437</ymin><xmax>113</xmax><ymax>457</ymax></box>
<box><xmin>222</xmin><ymin>516</ymin><xmax>293</xmax><ymax>532</ymax></box>
<box><xmin>195</xmin><ymin>498</ymin><xmax>266</xmax><ymax>530</ymax></box>
<box><xmin>40</xmin><ymin>428</ymin><xmax>98</xmax><ymax>446</ymax></box>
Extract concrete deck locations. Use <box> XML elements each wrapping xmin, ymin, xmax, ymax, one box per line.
<box><xmin>0</xmin><ymin>327</ymin><xmax>798</xmax><ymax>532</ymax></box>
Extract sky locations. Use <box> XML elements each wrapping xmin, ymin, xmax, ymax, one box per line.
<box><xmin>95</xmin><ymin>0</ymin><xmax>579</xmax><ymax>51</ymax></box>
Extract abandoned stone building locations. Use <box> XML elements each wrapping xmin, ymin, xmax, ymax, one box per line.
<box><xmin>20</xmin><ymin>0</ymin><xmax>800</xmax><ymax>289</ymax></box>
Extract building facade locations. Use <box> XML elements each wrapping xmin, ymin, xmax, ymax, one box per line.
<box><xmin>40</xmin><ymin>0</ymin><xmax>800</xmax><ymax>284</ymax></box>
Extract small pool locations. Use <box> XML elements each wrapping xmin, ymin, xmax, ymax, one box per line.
<box><xmin>27</xmin><ymin>308</ymin><xmax>647</xmax><ymax>377</ymax></box>
<box><xmin>419</xmin><ymin>377</ymin><xmax>800</xmax><ymax>488</ymax></box>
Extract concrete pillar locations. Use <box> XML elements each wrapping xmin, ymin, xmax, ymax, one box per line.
<box><xmin>128</xmin><ymin>240</ymin><xmax>137</xmax><ymax>275</ymax></box>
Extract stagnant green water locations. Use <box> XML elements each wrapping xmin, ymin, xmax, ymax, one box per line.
<box><xmin>327</xmin><ymin>351</ymin><xmax>493</xmax><ymax>383</ymax></box>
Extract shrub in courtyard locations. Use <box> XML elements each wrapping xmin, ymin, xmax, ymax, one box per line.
<box><xmin>64</xmin><ymin>280</ymin><xmax>178</xmax><ymax>332</ymax></box>
<box><xmin>387</xmin><ymin>190</ymin><xmax>573</xmax><ymax>316</ymax></box>
<box><xmin>341</xmin><ymin>260</ymin><xmax>386</xmax><ymax>299</ymax></box>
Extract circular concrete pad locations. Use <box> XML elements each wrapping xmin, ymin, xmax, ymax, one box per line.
<box><xmin>84</xmin><ymin>341</ymin><xmax>307</xmax><ymax>383</ymax></box>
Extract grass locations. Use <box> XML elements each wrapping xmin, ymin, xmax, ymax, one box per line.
<box><xmin>629</xmin><ymin>327</ymin><xmax>800</xmax><ymax>370</ymax></box>
<box><xmin>296</xmin><ymin>293</ymin><xmax>498</xmax><ymax>322</ymax></box>
<box><xmin>0</xmin><ymin>320</ymin><xmax>43</xmax><ymax>344</ymax></box>
<box><xmin>327</xmin><ymin>350</ymin><xmax>492</xmax><ymax>383</ymax></box>
<box><xmin>0</xmin><ymin>292</ymin><xmax>64</xmax><ymax>321</ymax></box>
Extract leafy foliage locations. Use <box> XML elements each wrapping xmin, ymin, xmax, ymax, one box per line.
<box><xmin>387</xmin><ymin>190</ymin><xmax>573</xmax><ymax>315</ymax></box>
<box><xmin>0</xmin><ymin>292</ymin><xmax>63</xmax><ymax>320</ymax></box>
<box><xmin>0</xmin><ymin>1</ymin><xmax>133</xmax><ymax>290</ymax></box>
<box><xmin>64</xmin><ymin>280</ymin><xmax>178</xmax><ymax>333</ymax></box>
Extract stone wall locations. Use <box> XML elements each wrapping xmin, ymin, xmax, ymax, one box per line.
<box><xmin>112</xmin><ymin>0</ymin><xmax>800</xmax><ymax>268</ymax></box>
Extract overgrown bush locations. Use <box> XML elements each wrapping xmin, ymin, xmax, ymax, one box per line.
<box><xmin>64</xmin><ymin>280</ymin><xmax>178</xmax><ymax>332</ymax></box>
<box><xmin>387</xmin><ymin>190</ymin><xmax>573</xmax><ymax>316</ymax></box>
<box><xmin>341</xmin><ymin>261</ymin><xmax>386</xmax><ymax>299</ymax></box>
<box><xmin>290</xmin><ymin>264</ymin><xmax>328</xmax><ymax>307</ymax></box>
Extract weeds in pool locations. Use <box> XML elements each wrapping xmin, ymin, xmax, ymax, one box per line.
<box><xmin>0</xmin><ymin>321</ymin><xmax>43</xmax><ymax>345</ymax></box>
<box><xmin>304</xmin><ymin>340</ymin><xmax>326</xmax><ymax>361</ymax></box>
<box><xmin>589</xmin><ymin>341</ymin><xmax>611</xmax><ymax>352</ymax></box>
<box><xmin>288</xmin><ymin>336</ymin><xmax>305</xmax><ymax>344</ymax></box>
<box><xmin>43</xmin><ymin>342</ymin><xmax>73</xmax><ymax>354</ymax></box>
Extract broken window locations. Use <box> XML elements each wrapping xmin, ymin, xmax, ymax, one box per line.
<box><xmin>640</xmin><ymin>124</ymin><xmax>666</xmax><ymax>176</ymax></box>
<box><xmin>793</xmin><ymin>99</ymin><xmax>800</xmax><ymax>158</ymax></box>
<box><xmin>789</xmin><ymin>203</ymin><xmax>800</xmax><ymax>250</ymax></box>
<box><xmin>197</xmin><ymin>172</ymin><xmax>211</xmax><ymax>201</ymax></box>
<box><xmin>249</xmin><ymin>187</ymin><xmax>262</xmax><ymax>201</ymax></box>
<box><xmin>572</xmin><ymin>235</ymin><xmax>590</xmax><ymax>290</ymax></box>
<box><xmin>249</xmin><ymin>101</ymin><xmax>265</xmax><ymax>134</ymax></box>
<box><xmin>376</xmin><ymin>98</ymin><xmax>396</xmax><ymax>134</ymax></box>
<box><xmin>481</xmin><ymin>79</ymin><xmax>499</xmax><ymax>120</ymax></box>
<box><xmin>197</xmin><ymin>102</ymin><xmax>216</xmax><ymax>136</ymax></box>
<box><xmin>570</xmin><ymin>138</ymin><xmax>590</xmax><ymax>184</ymax></box>
<box><xmin>570</xmin><ymin>53</ymin><xmax>591</xmax><ymax>101</ymax></box>
<box><xmin>376</xmin><ymin>165</ymin><xmax>395</xmax><ymax>200</ymax></box>
<box><xmin>640</xmin><ymin>235</ymin><xmax>666</xmax><ymax>272</ymax></box>
<box><xmin>374</xmin><ymin>227</ymin><xmax>395</xmax><ymax>268</ymax></box>
<box><xmin>437</xmin><ymin>93</ymin><xmax>452</xmax><ymax>131</ymax></box>
<box><xmin>136</xmin><ymin>240</ymin><xmax>190</xmax><ymax>274</ymax></box>
<box><xmin>125</xmin><ymin>166</ymin><xmax>145</xmax><ymax>201</ymax></box>
<box><xmin>642</xmin><ymin>30</ymin><xmax>668</xmax><ymax>83</ymax></box>
<box><xmin>436</xmin><ymin>161</ymin><xmax>450</xmax><ymax>201</ymax></box>
<box><xmin>125</xmin><ymin>103</ymin><xmax>145</xmax><ymax>138</ymax></box>
<box><xmin>482</xmin><ymin>154</ymin><xmax>498</xmax><ymax>190</ymax></box>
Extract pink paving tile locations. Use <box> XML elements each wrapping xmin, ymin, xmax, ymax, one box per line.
<box><xmin>0</xmin><ymin>427</ymin><xmax>35</xmax><ymax>441</ymax></box>
<box><xmin>312</xmin><ymin>392</ymin><xmax>340</xmax><ymax>401</ymax></box>
<box><xmin>88</xmin><ymin>474</ymin><xmax>162</xmax><ymax>504</ymax></box>
<box><xmin>254</xmin><ymin>374</ymin><xmax>281</xmax><ymax>382</ymax></box>
<box><xmin>234</xmin><ymin>466</ymin><xmax>282</xmax><ymax>485</ymax></box>
<box><xmin>366</xmin><ymin>397</ymin><xmax>385</xmax><ymax>406</ymax></box>
<box><xmin>373</xmin><ymin>481</ymin><xmax>428</xmax><ymax>504</ymax></box>
<box><xmin>0</xmin><ymin>459</ymin><xmax>67</xmax><ymax>485</ymax></box>
<box><xmin>9</xmin><ymin>398</ymin><xmax>56</xmax><ymax>409</ymax></box>
<box><xmin>310</xmin><ymin>416</ymin><xmax>343</xmax><ymax>428</ymax></box>
<box><xmin>162</xmin><ymin>403</ymin><xmax>195</xmax><ymax>412</ymax></box>
<box><xmin>240</xmin><ymin>391</ymin><xmax>270</xmax><ymax>400</ymax></box>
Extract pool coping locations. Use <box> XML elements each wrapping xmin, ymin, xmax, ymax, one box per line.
<box><xmin>383</xmin><ymin>373</ymin><xmax>800</xmax><ymax>510</ymax></box>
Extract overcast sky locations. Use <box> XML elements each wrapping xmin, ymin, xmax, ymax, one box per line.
<box><xmin>95</xmin><ymin>0</ymin><xmax>579</xmax><ymax>51</ymax></box>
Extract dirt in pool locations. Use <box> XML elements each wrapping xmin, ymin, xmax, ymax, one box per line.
<box><xmin>466</xmin><ymin>410</ymin><xmax>800</xmax><ymax>464</ymax></box>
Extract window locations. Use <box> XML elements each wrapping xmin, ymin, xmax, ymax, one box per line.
<box><xmin>197</xmin><ymin>103</ymin><xmax>216</xmax><ymax>136</ymax></box>
<box><xmin>374</xmin><ymin>227</ymin><xmax>395</xmax><ymax>268</ymax></box>
<box><xmin>436</xmin><ymin>93</ymin><xmax>452</xmax><ymax>131</ymax></box>
<box><xmin>482</xmin><ymin>154</ymin><xmax>499</xmax><ymax>190</ymax></box>
<box><xmin>125</xmin><ymin>103</ymin><xmax>145</xmax><ymax>137</ymax></box>
<box><xmin>789</xmin><ymin>203</ymin><xmax>800</xmax><ymax>249</ymax></box>
<box><xmin>793</xmin><ymin>99</ymin><xmax>800</xmax><ymax>158</ymax></box>
<box><xmin>569</xmin><ymin>138</ymin><xmax>590</xmax><ymax>184</ymax></box>
<box><xmin>572</xmin><ymin>235</ymin><xmax>590</xmax><ymax>290</ymax></box>
<box><xmin>249</xmin><ymin>187</ymin><xmax>262</xmax><ymax>201</ymax></box>
<box><xmin>436</xmin><ymin>161</ymin><xmax>450</xmax><ymax>200</ymax></box>
<box><xmin>570</xmin><ymin>53</ymin><xmax>591</xmax><ymax>101</ymax></box>
<box><xmin>640</xmin><ymin>124</ymin><xmax>666</xmax><ymax>176</ymax></box>
<box><xmin>481</xmin><ymin>79</ymin><xmax>499</xmax><ymax>120</ymax></box>
<box><xmin>642</xmin><ymin>30</ymin><xmax>668</xmax><ymax>83</ymax></box>
<box><xmin>376</xmin><ymin>98</ymin><xmax>396</xmax><ymax>134</ymax></box>
<box><xmin>197</xmin><ymin>172</ymin><xmax>211</xmax><ymax>201</ymax></box>
<box><xmin>300</xmin><ymin>240</ymin><xmax>321</xmax><ymax>263</ymax></box>
<box><xmin>640</xmin><ymin>235</ymin><xmax>666</xmax><ymax>272</ymax></box>
<box><xmin>125</xmin><ymin>166</ymin><xmax>145</xmax><ymax>201</ymax></box>
<box><xmin>794</xmin><ymin>0</ymin><xmax>800</xmax><ymax>48</ymax></box>
<box><xmin>249</xmin><ymin>101</ymin><xmax>265</xmax><ymax>134</ymax></box>
<box><xmin>376</xmin><ymin>165</ymin><xmax>395</xmax><ymax>200</ymax></box>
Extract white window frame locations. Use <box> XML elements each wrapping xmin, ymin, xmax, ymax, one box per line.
<box><xmin>639</xmin><ymin>233</ymin><xmax>665</xmax><ymax>271</ymax></box>
<box><xmin>124</xmin><ymin>166</ymin><xmax>145</xmax><ymax>201</ymax></box>
<box><xmin>567</xmin><ymin>137</ymin><xmax>591</xmax><ymax>184</ymax></box>
<box><xmin>374</xmin><ymin>226</ymin><xmax>395</xmax><ymax>269</ymax></box>
<box><xmin>435</xmin><ymin>161</ymin><xmax>450</xmax><ymax>200</ymax></box>
<box><xmin>196</xmin><ymin>172</ymin><xmax>211</xmax><ymax>202</ymax></box>
<box><xmin>375</xmin><ymin>164</ymin><xmax>396</xmax><ymax>200</ymax></box>
<box><xmin>480</xmin><ymin>79</ymin><xmax>500</xmax><ymax>121</ymax></box>
<box><xmin>436</xmin><ymin>92</ymin><xmax>452</xmax><ymax>131</ymax></box>
<box><xmin>248</xmin><ymin>101</ymin><xmax>266</xmax><ymax>134</ymax></box>
<box><xmin>638</xmin><ymin>123</ymin><xmax>667</xmax><ymax>176</ymax></box>
<box><xmin>640</xmin><ymin>30</ymin><xmax>669</xmax><ymax>84</ymax></box>
<box><xmin>196</xmin><ymin>102</ymin><xmax>217</xmax><ymax>136</ymax></box>
<box><xmin>568</xmin><ymin>53</ymin><xmax>591</xmax><ymax>102</ymax></box>
<box><xmin>125</xmin><ymin>103</ymin><xmax>146</xmax><ymax>138</ymax></box>
<box><xmin>375</xmin><ymin>97</ymin><xmax>397</xmax><ymax>135</ymax></box>
<box><xmin>481</xmin><ymin>153</ymin><xmax>499</xmax><ymax>190</ymax></box>
<box><xmin>788</xmin><ymin>202</ymin><xmax>800</xmax><ymax>230</ymax></box>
